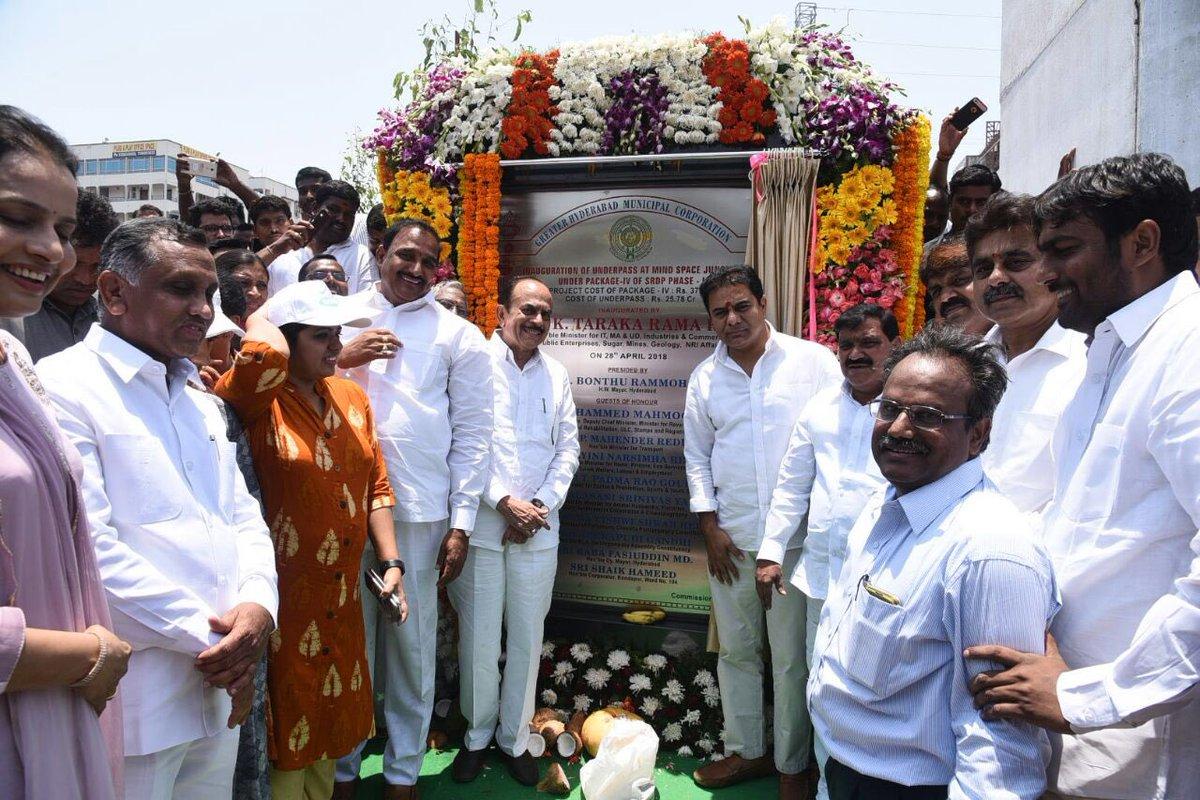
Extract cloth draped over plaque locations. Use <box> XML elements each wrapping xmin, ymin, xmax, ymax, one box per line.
<box><xmin>745</xmin><ymin>150</ymin><xmax>821</xmax><ymax>338</ymax></box>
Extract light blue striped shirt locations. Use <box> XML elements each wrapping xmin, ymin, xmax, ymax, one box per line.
<box><xmin>809</xmin><ymin>458</ymin><xmax>1058</xmax><ymax>799</ymax></box>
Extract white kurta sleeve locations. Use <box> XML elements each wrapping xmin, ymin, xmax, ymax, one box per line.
<box><xmin>683</xmin><ymin>370</ymin><xmax>718</xmax><ymax>514</ymax></box>
<box><xmin>229</xmin><ymin>466</ymin><xmax>278</xmax><ymax>626</ymax></box>
<box><xmin>446</xmin><ymin>324</ymin><xmax>495</xmax><ymax>532</ymax></box>
<box><xmin>759</xmin><ymin>414</ymin><xmax>818</xmax><ymax>565</ymax></box>
<box><xmin>534</xmin><ymin>368</ymin><xmax>580</xmax><ymax>511</ymax></box>
<box><xmin>46</xmin><ymin>394</ymin><xmax>221</xmax><ymax>655</ymax></box>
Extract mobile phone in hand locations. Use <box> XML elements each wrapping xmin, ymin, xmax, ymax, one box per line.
<box><xmin>949</xmin><ymin>98</ymin><xmax>988</xmax><ymax>131</ymax></box>
<box><xmin>365</xmin><ymin>568</ymin><xmax>403</xmax><ymax>621</ymax></box>
<box><xmin>309</xmin><ymin>207</ymin><xmax>331</xmax><ymax>231</ymax></box>
<box><xmin>185</xmin><ymin>157</ymin><xmax>218</xmax><ymax>179</ymax></box>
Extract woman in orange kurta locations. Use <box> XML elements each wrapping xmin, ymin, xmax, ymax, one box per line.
<box><xmin>215</xmin><ymin>282</ymin><xmax>407</xmax><ymax>799</ymax></box>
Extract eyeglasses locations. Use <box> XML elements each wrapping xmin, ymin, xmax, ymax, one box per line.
<box><xmin>869</xmin><ymin>399</ymin><xmax>972</xmax><ymax>431</ymax></box>
<box><xmin>304</xmin><ymin>270</ymin><xmax>347</xmax><ymax>282</ymax></box>
<box><xmin>201</xmin><ymin>224</ymin><xmax>234</xmax><ymax>235</ymax></box>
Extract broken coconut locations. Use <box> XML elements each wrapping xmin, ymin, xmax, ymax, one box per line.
<box><xmin>537</xmin><ymin>762</ymin><xmax>571</xmax><ymax>796</ymax></box>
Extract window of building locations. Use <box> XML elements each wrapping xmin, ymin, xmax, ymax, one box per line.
<box><xmin>151</xmin><ymin>184</ymin><xmax>165</xmax><ymax>200</ymax></box>
<box><xmin>167</xmin><ymin>186</ymin><xmax>175</xmax><ymax>201</ymax></box>
<box><xmin>99</xmin><ymin>157</ymin><xmax>127</xmax><ymax>175</ymax></box>
<box><xmin>129</xmin><ymin>184</ymin><xmax>150</xmax><ymax>201</ymax></box>
<box><xmin>167</xmin><ymin>156</ymin><xmax>177</xmax><ymax>174</ymax></box>
<box><xmin>153</xmin><ymin>156</ymin><xmax>166</xmax><ymax>171</ymax></box>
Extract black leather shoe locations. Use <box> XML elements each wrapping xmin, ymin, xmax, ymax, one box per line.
<box><xmin>500</xmin><ymin>750</ymin><xmax>539</xmax><ymax>786</ymax></box>
<box><xmin>451</xmin><ymin>746</ymin><xmax>489</xmax><ymax>783</ymax></box>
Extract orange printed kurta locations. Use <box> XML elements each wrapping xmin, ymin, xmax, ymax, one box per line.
<box><xmin>216</xmin><ymin>341</ymin><xmax>394</xmax><ymax>770</ymax></box>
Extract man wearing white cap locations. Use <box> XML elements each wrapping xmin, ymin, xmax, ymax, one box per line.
<box><xmin>38</xmin><ymin>218</ymin><xmax>278</xmax><ymax>799</ymax></box>
<box><xmin>333</xmin><ymin>219</ymin><xmax>493</xmax><ymax>800</ymax></box>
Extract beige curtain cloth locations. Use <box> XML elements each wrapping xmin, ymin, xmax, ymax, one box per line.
<box><xmin>745</xmin><ymin>150</ymin><xmax>821</xmax><ymax>337</ymax></box>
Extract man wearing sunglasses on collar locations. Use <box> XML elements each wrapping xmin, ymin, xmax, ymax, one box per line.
<box><xmin>808</xmin><ymin>325</ymin><xmax>1058</xmax><ymax>800</ymax></box>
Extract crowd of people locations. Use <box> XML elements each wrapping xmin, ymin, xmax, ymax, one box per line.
<box><xmin>0</xmin><ymin>98</ymin><xmax>1198</xmax><ymax>800</ymax></box>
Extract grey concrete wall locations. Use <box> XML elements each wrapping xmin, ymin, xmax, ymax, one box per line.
<box><xmin>1136</xmin><ymin>0</ymin><xmax>1200</xmax><ymax>185</ymax></box>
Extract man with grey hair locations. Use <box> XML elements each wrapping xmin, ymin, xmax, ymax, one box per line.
<box><xmin>807</xmin><ymin>326</ymin><xmax>1058</xmax><ymax>800</ymax></box>
<box><xmin>37</xmin><ymin>218</ymin><xmax>279</xmax><ymax>800</ymax></box>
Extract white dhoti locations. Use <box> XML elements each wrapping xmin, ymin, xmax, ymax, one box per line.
<box><xmin>449</xmin><ymin>543</ymin><xmax>558</xmax><ymax>757</ymax></box>
<box><xmin>123</xmin><ymin>728</ymin><xmax>239</xmax><ymax>800</ymax></box>
<box><xmin>708</xmin><ymin>546</ymin><xmax>809</xmax><ymax>774</ymax></box>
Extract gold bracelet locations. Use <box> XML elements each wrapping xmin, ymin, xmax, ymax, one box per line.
<box><xmin>70</xmin><ymin>630</ymin><xmax>108</xmax><ymax>688</ymax></box>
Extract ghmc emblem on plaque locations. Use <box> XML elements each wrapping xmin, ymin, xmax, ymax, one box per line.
<box><xmin>609</xmin><ymin>215</ymin><xmax>653</xmax><ymax>262</ymax></box>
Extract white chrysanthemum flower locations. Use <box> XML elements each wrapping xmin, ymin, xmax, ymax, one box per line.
<box><xmin>693</xmin><ymin>669</ymin><xmax>715</xmax><ymax>688</ymax></box>
<box><xmin>702</xmin><ymin>684</ymin><xmax>721</xmax><ymax>708</ymax></box>
<box><xmin>662</xmin><ymin>679</ymin><xmax>684</xmax><ymax>703</ymax></box>
<box><xmin>541</xmin><ymin>641</ymin><xmax>555</xmax><ymax>659</ymax></box>
<box><xmin>696</xmin><ymin>737</ymin><xmax>715</xmax><ymax>753</ymax></box>
<box><xmin>574</xmin><ymin>694</ymin><xmax>593</xmax><ymax>712</ymax></box>
<box><xmin>606</xmin><ymin>650</ymin><xmax>631</xmax><ymax>670</ymax></box>
<box><xmin>570</xmin><ymin>643</ymin><xmax>593</xmax><ymax>663</ymax></box>
<box><xmin>683</xmin><ymin>709</ymin><xmax>701</xmax><ymax>726</ymax></box>
<box><xmin>710</xmin><ymin>752</ymin><xmax>726</xmax><ymax>762</ymax></box>
<box><xmin>553</xmin><ymin>660</ymin><xmax>575</xmax><ymax>686</ymax></box>
<box><xmin>629</xmin><ymin>673</ymin><xmax>652</xmax><ymax>694</ymax></box>
<box><xmin>584</xmin><ymin>667</ymin><xmax>612</xmax><ymax>690</ymax></box>
<box><xmin>639</xmin><ymin>696</ymin><xmax>661</xmax><ymax>717</ymax></box>
<box><xmin>662</xmin><ymin>722</ymin><xmax>683</xmax><ymax>743</ymax></box>
<box><xmin>643</xmin><ymin>654</ymin><xmax>667</xmax><ymax>674</ymax></box>
<box><xmin>541</xmin><ymin>688</ymin><xmax>557</xmax><ymax>706</ymax></box>
<box><xmin>677</xmin><ymin>745</ymin><xmax>694</xmax><ymax>757</ymax></box>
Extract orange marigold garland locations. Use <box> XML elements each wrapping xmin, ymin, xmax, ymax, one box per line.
<box><xmin>889</xmin><ymin>115</ymin><xmax>931</xmax><ymax>337</ymax></box>
<box><xmin>501</xmin><ymin>50</ymin><xmax>560</xmax><ymax>159</ymax></box>
<box><xmin>458</xmin><ymin>153</ymin><xmax>502</xmax><ymax>332</ymax></box>
<box><xmin>701</xmin><ymin>33</ymin><xmax>776</xmax><ymax>145</ymax></box>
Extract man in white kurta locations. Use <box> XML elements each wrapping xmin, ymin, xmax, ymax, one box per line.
<box><xmin>757</xmin><ymin>303</ymin><xmax>896</xmax><ymax>800</ymax></box>
<box><xmin>684</xmin><ymin>267</ymin><xmax>839</xmax><ymax>798</ymax></box>
<box><xmin>333</xmin><ymin>221</ymin><xmax>492</xmax><ymax>799</ymax></box>
<box><xmin>38</xmin><ymin>219</ymin><xmax>278</xmax><ymax>800</ymax></box>
<box><xmin>448</xmin><ymin>278</ymin><xmax>579</xmax><ymax>786</ymax></box>
<box><xmin>965</xmin><ymin>153</ymin><xmax>1200</xmax><ymax>800</ymax></box>
<box><xmin>964</xmin><ymin>192</ymin><xmax>1086</xmax><ymax>513</ymax></box>
<box><xmin>268</xmin><ymin>182</ymin><xmax>376</xmax><ymax>297</ymax></box>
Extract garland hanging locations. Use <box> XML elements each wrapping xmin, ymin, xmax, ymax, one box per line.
<box><xmin>501</xmin><ymin>50</ymin><xmax>560</xmax><ymax>159</ymax></box>
<box><xmin>458</xmin><ymin>153</ymin><xmax>502</xmax><ymax>332</ymax></box>
<box><xmin>701</xmin><ymin>33</ymin><xmax>776</xmax><ymax>145</ymax></box>
<box><xmin>889</xmin><ymin>115</ymin><xmax>931</xmax><ymax>337</ymax></box>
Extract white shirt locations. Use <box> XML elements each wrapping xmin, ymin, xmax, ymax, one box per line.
<box><xmin>344</xmin><ymin>287</ymin><xmax>493</xmax><ymax>531</ymax></box>
<box><xmin>1042</xmin><ymin>272</ymin><xmax>1200</xmax><ymax>799</ymax></box>
<box><xmin>759</xmin><ymin>383</ymin><xmax>885</xmax><ymax>599</ymax></box>
<box><xmin>37</xmin><ymin>326</ymin><xmax>278</xmax><ymax>756</ymax></box>
<box><xmin>267</xmin><ymin>238</ymin><xmax>377</xmax><ymax>297</ymax></box>
<box><xmin>981</xmin><ymin>322</ymin><xmax>1086</xmax><ymax>513</ymax></box>
<box><xmin>476</xmin><ymin>333</ymin><xmax>580</xmax><ymax>552</ymax></box>
<box><xmin>684</xmin><ymin>327</ymin><xmax>840</xmax><ymax>551</ymax></box>
<box><xmin>809</xmin><ymin>459</ymin><xmax>1057</xmax><ymax>799</ymax></box>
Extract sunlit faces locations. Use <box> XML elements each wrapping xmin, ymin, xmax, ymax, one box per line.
<box><xmin>302</xmin><ymin>256</ymin><xmax>349</xmax><ymax>296</ymax></box>
<box><xmin>97</xmin><ymin>240</ymin><xmax>217</xmax><ymax>363</ymax></box>
<box><xmin>197</xmin><ymin>212</ymin><xmax>234</xmax><ymax>244</ymax></box>
<box><xmin>0</xmin><ymin>150</ymin><xmax>78</xmax><ymax>318</ymax></box>
<box><xmin>47</xmin><ymin>242</ymin><xmax>101</xmax><ymax>310</ymax></box>
<box><xmin>434</xmin><ymin>283</ymin><xmax>469</xmax><ymax>318</ymax></box>
<box><xmin>498</xmin><ymin>279</ymin><xmax>553</xmax><ymax>357</ymax></box>
<box><xmin>228</xmin><ymin>262</ymin><xmax>269</xmax><ymax>316</ymax></box>
<box><xmin>836</xmin><ymin>317</ymin><xmax>896</xmax><ymax>401</ymax></box>
<box><xmin>296</xmin><ymin>178</ymin><xmax>323</xmax><ymax>220</ymax></box>
<box><xmin>950</xmin><ymin>184</ymin><xmax>995</xmax><ymax>232</ymax></box>
<box><xmin>924</xmin><ymin>263</ymin><xmax>989</xmax><ymax>334</ymax></box>
<box><xmin>1037</xmin><ymin>217</ymin><xmax>1132</xmax><ymax>336</ymax></box>
<box><xmin>252</xmin><ymin>209</ymin><xmax>290</xmax><ymax>246</ymax></box>
<box><xmin>313</xmin><ymin>196</ymin><xmax>355</xmax><ymax>244</ymax></box>
<box><xmin>871</xmin><ymin>353</ymin><xmax>989</xmax><ymax>494</ymax></box>
<box><xmin>924</xmin><ymin>189</ymin><xmax>949</xmax><ymax>242</ymax></box>
<box><xmin>971</xmin><ymin>226</ymin><xmax>1058</xmax><ymax>330</ymax></box>
<box><xmin>379</xmin><ymin>226</ymin><xmax>441</xmax><ymax>307</ymax></box>
<box><xmin>290</xmin><ymin>325</ymin><xmax>343</xmax><ymax>381</ymax></box>
<box><xmin>705</xmin><ymin>283</ymin><xmax>769</xmax><ymax>353</ymax></box>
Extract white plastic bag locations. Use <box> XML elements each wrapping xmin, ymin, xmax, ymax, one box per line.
<box><xmin>579</xmin><ymin>718</ymin><xmax>659</xmax><ymax>800</ymax></box>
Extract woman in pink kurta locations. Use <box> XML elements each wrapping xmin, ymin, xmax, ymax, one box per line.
<box><xmin>0</xmin><ymin>105</ymin><xmax>129</xmax><ymax>798</ymax></box>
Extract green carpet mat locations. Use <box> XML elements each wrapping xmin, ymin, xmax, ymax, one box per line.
<box><xmin>354</xmin><ymin>744</ymin><xmax>780</xmax><ymax>798</ymax></box>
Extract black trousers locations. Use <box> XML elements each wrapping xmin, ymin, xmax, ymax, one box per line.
<box><xmin>826</xmin><ymin>758</ymin><xmax>949</xmax><ymax>800</ymax></box>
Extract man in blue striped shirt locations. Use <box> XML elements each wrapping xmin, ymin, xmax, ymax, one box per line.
<box><xmin>808</xmin><ymin>326</ymin><xmax>1059</xmax><ymax>800</ymax></box>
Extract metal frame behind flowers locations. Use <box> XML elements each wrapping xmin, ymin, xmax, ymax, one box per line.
<box><xmin>368</xmin><ymin>20</ymin><xmax>931</xmax><ymax>343</ymax></box>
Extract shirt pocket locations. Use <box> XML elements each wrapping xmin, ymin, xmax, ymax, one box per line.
<box><xmin>1060</xmin><ymin>422</ymin><xmax>1124</xmax><ymax>523</ymax></box>
<box><xmin>102</xmin><ymin>433</ymin><xmax>183</xmax><ymax>524</ymax></box>
<box><xmin>840</xmin><ymin>586</ymin><xmax>907</xmax><ymax>698</ymax></box>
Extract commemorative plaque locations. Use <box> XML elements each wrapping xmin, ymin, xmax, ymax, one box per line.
<box><xmin>502</xmin><ymin>159</ymin><xmax>752</xmax><ymax>618</ymax></box>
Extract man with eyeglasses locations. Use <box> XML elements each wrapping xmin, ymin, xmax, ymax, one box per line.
<box><xmin>808</xmin><ymin>325</ymin><xmax>1058</xmax><ymax>800</ymax></box>
<box><xmin>189</xmin><ymin>197</ymin><xmax>237</xmax><ymax>245</ymax></box>
<box><xmin>921</xmin><ymin>235</ymin><xmax>991</xmax><ymax>337</ymax></box>
<box><xmin>299</xmin><ymin>255</ymin><xmax>349</xmax><ymax>296</ymax></box>
<box><xmin>684</xmin><ymin>266</ymin><xmax>840</xmax><ymax>800</ymax></box>
<box><xmin>756</xmin><ymin>302</ymin><xmax>898</xmax><ymax>800</ymax></box>
<box><xmin>266</xmin><ymin>181</ymin><xmax>376</xmax><ymax>299</ymax></box>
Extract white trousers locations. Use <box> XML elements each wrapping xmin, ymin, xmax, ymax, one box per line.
<box><xmin>448</xmin><ymin>544</ymin><xmax>558</xmax><ymax>757</ymax></box>
<box><xmin>807</xmin><ymin>595</ymin><xmax>829</xmax><ymax>800</ymax></box>
<box><xmin>123</xmin><ymin>728</ymin><xmax>239</xmax><ymax>800</ymax></box>
<box><xmin>335</xmin><ymin>519</ymin><xmax>444</xmax><ymax>787</ymax></box>
<box><xmin>708</xmin><ymin>547</ymin><xmax>809</xmax><ymax>774</ymax></box>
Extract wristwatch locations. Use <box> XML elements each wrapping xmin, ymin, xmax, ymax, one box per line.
<box><xmin>378</xmin><ymin>558</ymin><xmax>406</xmax><ymax>576</ymax></box>
<box><xmin>530</xmin><ymin>499</ymin><xmax>547</xmax><ymax>510</ymax></box>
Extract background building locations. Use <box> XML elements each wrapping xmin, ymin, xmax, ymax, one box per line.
<box><xmin>1001</xmin><ymin>0</ymin><xmax>1199</xmax><ymax>193</ymax></box>
<box><xmin>72</xmin><ymin>139</ymin><xmax>298</xmax><ymax>221</ymax></box>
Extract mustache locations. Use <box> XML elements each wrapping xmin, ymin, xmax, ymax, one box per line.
<box><xmin>983</xmin><ymin>282</ymin><xmax>1022</xmax><ymax>305</ymax></box>
<box><xmin>845</xmin><ymin>357</ymin><xmax>873</xmax><ymax>368</ymax></box>
<box><xmin>938</xmin><ymin>296</ymin><xmax>971</xmax><ymax>316</ymax></box>
<box><xmin>879</xmin><ymin>434</ymin><xmax>930</xmax><ymax>454</ymax></box>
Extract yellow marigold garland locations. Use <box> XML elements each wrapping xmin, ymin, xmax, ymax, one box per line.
<box><xmin>889</xmin><ymin>115</ymin><xmax>931</xmax><ymax>337</ymax></box>
<box><xmin>812</xmin><ymin>164</ymin><xmax>897</xmax><ymax>274</ymax></box>
<box><xmin>459</xmin><ymin>153</ymin><xmax>502</xmax><ymax>332</ymax></box>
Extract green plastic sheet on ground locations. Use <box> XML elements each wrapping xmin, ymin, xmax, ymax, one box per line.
<box><xmin>354</xmin><ymin>745</ymin><xmax>780</xmax><ymax>798</ymax></box>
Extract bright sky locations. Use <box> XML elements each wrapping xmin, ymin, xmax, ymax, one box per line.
<box><xmin>0</xmin><ymin>0</ymin><xmax>1000</xmax><ymax>183</ymax></box>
